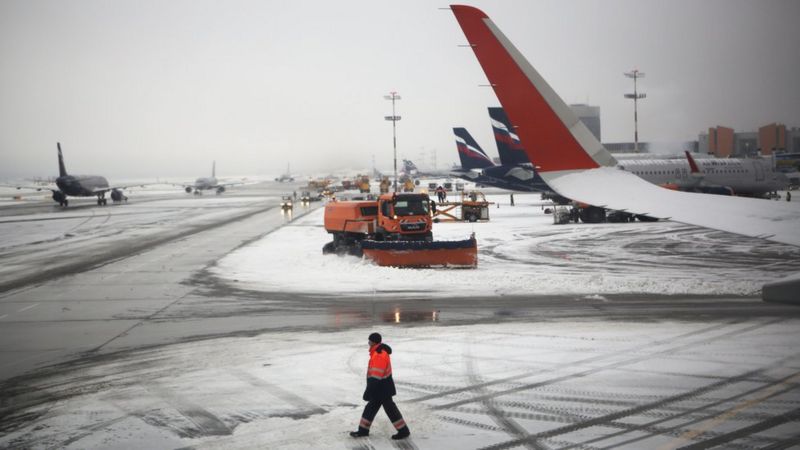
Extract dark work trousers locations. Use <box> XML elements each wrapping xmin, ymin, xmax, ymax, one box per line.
<box><xmin>359</xmin><ymin>398</ymin><xmax>406</xmax><ymax>431</ymax></box>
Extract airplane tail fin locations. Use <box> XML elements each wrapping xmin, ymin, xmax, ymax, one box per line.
<box><xmin>488</xmin><ymin>107</ymin><xmax>531</xmax><ymax>166</ymax></box>
<box><xmin>684</xmin><ymin>151</ymin><xmax>701</xmax><ymax>174</ymax></box>
<box><xmin>212</xmin><ymin>161</ymin><xmax>216</xmax><ymax>177</ymax></box>
<box><xmin>402</xmin><ymin>159</ymin><xmax>418</xmax><ymax>175</ymax></box>
<box><xmin>57</xmin><ymin>142</ymin><xmax>67</xmax><ymax>177</ymax></box>
<box><xmin>454</xmin><ymin>127</ymin><xmax>495</xmax><ymax>170</ymax></box>
<box><xmin>450</xmin><ymin>5</ymin><xmax>617</xmax><ymax>174</ymax></box>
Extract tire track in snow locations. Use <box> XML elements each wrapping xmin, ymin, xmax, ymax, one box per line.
<box><xmin>412</xmin><ymin>320</ymin><xmax>747</xmax><ymax>405</ymax></box>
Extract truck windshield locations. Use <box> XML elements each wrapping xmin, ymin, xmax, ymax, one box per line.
<box><xmin>393</xmin><ymin>199</ymin><xmax>429</xmax><ymax>216</ymax></box>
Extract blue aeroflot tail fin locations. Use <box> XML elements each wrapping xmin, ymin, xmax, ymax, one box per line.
<box><xmin>57</xmin><ymin>142</ymin><xmax>68</xmax><ymax>177</ymax></box>
<box><xmin>454</xmin><ymin>127</ymin><xmax>495</xmax><ymax>170</ymax></box>
<box><xmin>489</xmin><ymin>107</ymin><xmax>531</xmax><ymax>166</ymax></box>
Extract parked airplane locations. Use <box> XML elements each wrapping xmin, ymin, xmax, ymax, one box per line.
<box><xmin>452</xmin><ymin>127</ymin><xmax>553</xmax><ymax>192</ymax></box>
<box><xmin>181</xmin><ymin>161</ymin><xmax>242</xmax><ymax>194</ymax></box>
<box><xmin>8</xmin><ymin>143</ymin><xmax>136</xmax><ymax>207</ymax></box>
<box><xmin>275</xmin><ymin>163</ymin><xmax>295</xmax><ymax>182</ymax></box>
<box><xmin>449</xmin><ymin>4</ymin><xmax>800</xmax><ymax>246</ymax></box>
<box><xmin>401</xmin><ymin>158</ymin><xmax>464</xmax><ymax>179</ymax></box>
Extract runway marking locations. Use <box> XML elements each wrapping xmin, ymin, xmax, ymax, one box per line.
<box><xmin>660</xmin><ymin>371</ymin><xmax>800</xmax><ymax>450</ymax></box>
<box><xmin>17</xmin><ymin>303</ymin><xmax>39</xmax><ymax>312</ymax></box>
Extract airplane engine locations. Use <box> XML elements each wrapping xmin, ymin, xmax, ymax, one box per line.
<box><xmin>52</xmin><ymin>191</ymin><xmax>66</xmax><ymax>204</ymax></box>
<box><xmin>185</xmin><ymin>186</ymin><xmax>193</xmax><ymax>193</ymax></box>
<box><xmin>110</xmin><ymin>189</ymin><xmax>123</xmax><ymax>202</ymax></box>
<box><xmin>216</xmin><ymin>186</ymin><xmax>225</xmax><ymax>194</ymax></box>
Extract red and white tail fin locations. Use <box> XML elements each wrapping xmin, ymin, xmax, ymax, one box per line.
<box><xmin>450</xmin><ymin>5</ymin><xmax>616</xmax><ymax>174</ymax></box>
<box><xmin>684</xmin><ymin>150</ymin><xmax>701</xmax><ymax>174</ymax></box>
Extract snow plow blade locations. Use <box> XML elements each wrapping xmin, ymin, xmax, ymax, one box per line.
<box><xmin>361</xmin><ymin>235</ymin><xmax>477</xmax><ymax>268</ymax></box>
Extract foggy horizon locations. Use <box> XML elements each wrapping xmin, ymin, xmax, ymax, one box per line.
<box><xmin>2</xmin><ymin>0</ymin><xmax>798</xmax><ymax>180</ymax></box>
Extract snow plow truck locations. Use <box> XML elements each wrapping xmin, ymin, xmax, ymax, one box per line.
<box><xmin>322</xmin><ymin>192</ymin><xmax>477</xmax><ymax>268</ymax></box>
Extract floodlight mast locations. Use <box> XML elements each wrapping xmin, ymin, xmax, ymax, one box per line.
<box><xmin>624</xmin><ymin>69</ymin><xmax>646</xmax><ymax>153</ymax></box>
<box><xmin>384</xmin><ymin>92</ymin><xmax>402</xmax><ymax>192</ymax></box>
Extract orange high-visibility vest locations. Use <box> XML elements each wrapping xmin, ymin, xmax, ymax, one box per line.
<box><xmin>367</xmin><ymin>345</ymin><xmax>392</xmax><ymax>380</ymax></box>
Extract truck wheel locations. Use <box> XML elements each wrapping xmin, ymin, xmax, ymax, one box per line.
<box><xmin>322</xmin><ymin>241</ymin><xmax>336</xmax><ymax>254</ymax></box>
<box><xmin>348</xmin><ymin>244</ymin><xmax>364</xmax><ymax>257</ymax></box>
<box><xmin>467</xmin><ymin>213</ymin><xmax>478</xmax><ymax>222</ymax></box>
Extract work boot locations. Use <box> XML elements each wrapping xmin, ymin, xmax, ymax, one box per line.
<box><xmin>391</xmin><ymin>426</ymin><xmax>410</xmax><ymax>440</ymax></box>
<box><xmin>349</xmin><ymin>427</ymin><xmax>369</xmax><ymax>438</ymax></box>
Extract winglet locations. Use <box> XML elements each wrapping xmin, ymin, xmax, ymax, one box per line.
<box><xmin>212</xmin><ymin>160</ymin><xmax>216</xmax><ymax>178</ymax></box>
<box><xmin>450</xmin><ymin>5</ymin><xmax>616</xmax><ymax>174</ymax></box>
<box><xmin>57</xmin><ymin>142</ymin><xmax>67</xmax><ymax>177</ymax></box>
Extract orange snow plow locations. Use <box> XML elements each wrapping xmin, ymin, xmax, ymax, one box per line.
<box><xmin>361</xmin><ymin>236</ymin><xmax>477</xmax><ymax>268</ymax></box>
<box><xmin>322</xmin><ymin>192</ymin><xmax>477</xmax><ymax>268</ymax></box>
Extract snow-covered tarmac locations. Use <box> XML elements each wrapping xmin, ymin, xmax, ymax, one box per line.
<box><xmin>212</xmin><ymin>193</ymin><xmax>800</xmax><ymax>297</ymax></box>
<box><xmin>2</xmin><ymin>189</ymin><xmax>800</xmax><ymax>449</ymax></box>
<box><xmin>2</xmin><ymin>319</ymin><xmax>798</xmax><ymax>449</ymax></box>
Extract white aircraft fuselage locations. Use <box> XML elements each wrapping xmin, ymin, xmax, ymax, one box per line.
<box><xmin>619</xmin><ymin>157</ymin><xmax>787</xmax><ymax>196</ymax></box>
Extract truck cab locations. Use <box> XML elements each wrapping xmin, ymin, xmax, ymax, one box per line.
<box><xmin>376</xmin><ymin>193</ymin><xmax>432</xmax><ymax>241</ymax></box>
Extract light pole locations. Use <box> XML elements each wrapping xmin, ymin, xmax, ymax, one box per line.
<box><xmin>384</xmin><ymin>91</ymin><xmax>402</xmax><ymax>192</ymax></box>
<box><xmin>624</xmin><ymin>69</ymin><xmax>646</xmax><ymax>153</ymax></box>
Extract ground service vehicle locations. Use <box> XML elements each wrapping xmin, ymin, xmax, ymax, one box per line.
<box><xmin>379</xmin><ymin>177</ymin><xmax>391</xmax><ymax>193</ymax></box>
<box><xmin>357</xmin><ymin>175</ymin><xmax>371</xmax><ymax>193</ymax></box>
<box><xmin>300</xmin><ymin>191</ymin><xmax>319</xmax><ymax>203</ymax></box>
<box><xmin>461</xmin><ymin>191</ymin><xmax>490</xmax><ymax>222</ymax></box>
<box><xmin>322</xmin><ymin>193</ymin><xmax>477</xmax><ymax>267</ymax></box>
<box><xmin>281</xmin><ymin>196</ymin><xmax>293</xmax><ymax>211</ymax></box>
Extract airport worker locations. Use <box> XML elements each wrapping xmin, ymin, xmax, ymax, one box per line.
<box><xmin>350</xmin><ymin>332</ymin><xmax>411</xmax><ymax>440</ymax></box>
<box><xmin>787</xmin><ymin>191</ymin><xmax>792</xmax><ymax>202</ymax></box>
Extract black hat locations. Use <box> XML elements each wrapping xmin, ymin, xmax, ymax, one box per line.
<box><xmin>368</xmin><ymin>332</ymin><xmax>382</xmax><ymax>344</ymax></box>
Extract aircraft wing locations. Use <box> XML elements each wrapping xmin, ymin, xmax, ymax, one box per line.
<box><xmin>453</xmin><ymin>170</ymin><xmax>481</xmax><ymax>181</ymax></box>
<box><xmin>0</xmin><ymin>183</ymin><xmax>56</xmax><ymax>193</ymax></box>
<box><xmin>546</xmin><ymin>167</ymin><xmax>800</xmax><ymax>246</ymax></box>
<box><xmin>450</xmin><ymin>5</ymin><xmax>800</xmax><ymax>247</ymax></box>
<box><xmin>216</xmin><ymin>180</ymin><xmax>248</xmax><ymax>188</ymax></box>
<box><xmin>91</xmin><ymin>182</ymin><xmax>154</xmax><ymax>194</ymax></box>
<box><xmin>166</xmin><ymin>181</ymin><xmax>196</xmax><ymax>190</ymax></box>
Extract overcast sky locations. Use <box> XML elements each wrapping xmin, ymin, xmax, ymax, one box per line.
<box><xmin>1</xmin><ymin>0</ymin><xmax>798</xmax><ymax>179</ymax></box>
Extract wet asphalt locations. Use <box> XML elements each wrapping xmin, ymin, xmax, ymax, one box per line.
<box><xmin>1</xmin><ymin>186</ymin><xmax>799</xmax><ymax>449</ymax></box>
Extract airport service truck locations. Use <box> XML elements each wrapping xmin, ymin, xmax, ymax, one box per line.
<box><xmin>322</xmin><ymin>192</ymin><xmax>476</xmax><ymax>267</ymax></box>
